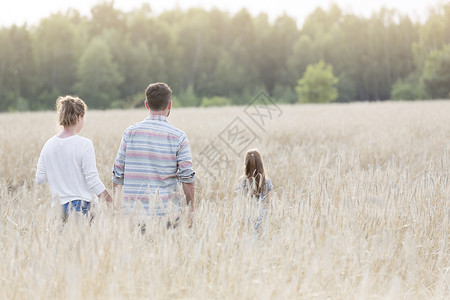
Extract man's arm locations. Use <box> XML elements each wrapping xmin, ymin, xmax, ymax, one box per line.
<box><xmin>111</xmin><ymin>130</ymin><xmax>127</xmax><ymax>202</ymax></box>
<box><xmin>112</xmin><ymin>182</ymin><xmax>122</xmax><ymax>199</ymax></box>
<box><xmin>177</xmin><ymin>133</ymin><xmax>195</xmax><ymax>226</ymax></box>
<box><xmin>182</xmin><ymin>182</ymin><xmax>195</xmax><ymax>227</ymax></box>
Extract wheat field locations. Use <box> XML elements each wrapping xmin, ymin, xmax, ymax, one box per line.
<box><xmin>0</xmin><ymin>101</ymin><xmax>449</xmax><ymax>299</ymax></box>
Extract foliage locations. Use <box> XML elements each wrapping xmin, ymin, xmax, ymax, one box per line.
<box><xmin>174</xmin><ymin>85</ymin><xmax>201</xmax><ymax>107</ymax></box>
<box><xmin>1</xmin><ymin>2</ymin><xmax>450</xmax><ymax>110</ymax></box>
<box><xmin>296</xmin><ymin>61</ymin><xmax>338</xmax><ymax>103</ymax></box>
<box><xmin>272</xmin><ymin>84</ymin><xmax>297</xmax><ymax>104</ymax></box>
<box><xmin>0</xmin><ymin>25</ymin><xmax>36</xmax><ymax>111</ymax></box>
<box><xmin>32</xmin><ymin>13</ymin><xmax>82</xmax><ymax>106</ymax></box>
<box><xmin>74</xmin><ymin>37</ymin><xmax>124</xmax><ymax>109</ymax></box>
<box><xmin>124</xmin><ymin>92</ymin><xmax>146</xmax><ymax>109</ymax></box>
<box><xmin>335</xmin><ymin>73</ymin><xmax>357</xmax><ymax>102</ymax></box>
<box><xmin>422</xmin><ymin>44</ymin><xmax>450</xmax><ymax>99</ymax></box>
<box><xmin>391</xmin><ymin>74</ymin><xmax>426</xmax><ymax>100</ymax></box>
<box><xmin>200</xmin><ymin>96</ymin><xmax>231</xmax><ymax>107</ymax></box>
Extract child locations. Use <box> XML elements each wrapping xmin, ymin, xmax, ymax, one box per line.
<box><xmin>238</xmin><ymin>149</ymin><xmax>273</xmax><ymax>233</ymax></box>
<box><xmin>35</xmin><ymin>96</ymin><xmax>112</xmax><ymax>221</ymax></box>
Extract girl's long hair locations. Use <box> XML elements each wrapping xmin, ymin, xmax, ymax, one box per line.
<box><xmin>244</xmin><ymin>149</ymin><xmax>266</xmax><ymax>198</ymax></box>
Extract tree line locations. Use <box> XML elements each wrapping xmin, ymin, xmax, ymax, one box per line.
<box><xmin>1</xmin><ymin>2</ymin><xmax>450</xmax><ymax>111</ymax></box>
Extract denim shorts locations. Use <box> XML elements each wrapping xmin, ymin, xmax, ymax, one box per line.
<box><xmin>62</xmin><ymin>200</ymin><xmax>91</xmax><ymax>222</ymax></box>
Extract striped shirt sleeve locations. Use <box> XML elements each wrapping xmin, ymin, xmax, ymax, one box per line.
<box><xmin>177</xmin><ymin>133</ymin><xmax>195</xmax><ymax>183</ymax></box>
<box><xmin>112</xmin><ymin>129</ymin><xmax>128</xmax><ymax>185</ymax></box>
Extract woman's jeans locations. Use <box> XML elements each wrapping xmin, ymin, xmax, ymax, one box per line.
<box><xmin>61</xmin><ymin>200</ymin><xmax>91</xmax><ymax>222</ymax></box>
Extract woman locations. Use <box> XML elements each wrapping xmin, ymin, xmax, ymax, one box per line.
<box><xmin>36</xmin><ymin>95</ymin><xmax>112</xmax><ymax>221</ymax></box>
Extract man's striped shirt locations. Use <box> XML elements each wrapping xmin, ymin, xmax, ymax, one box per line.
<box><xmin>112</xmin><ymin>115</ymin><xmax>195</xmax><ymax>215</ymax></box>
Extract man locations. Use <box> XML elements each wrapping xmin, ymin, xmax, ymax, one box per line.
<box><xmin>112</xmin><ymin>82</ymin><xmax>195</xmax><ymax>226</ymax></box>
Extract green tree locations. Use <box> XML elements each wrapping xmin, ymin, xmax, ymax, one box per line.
<box><xmin>75</xmin><ymin>37</ymin><xmax>123</xmax><ymax>108</ymax></box>
<box><xmin>0</xmin><ymin>26</ymin><xmax>36</xmax><ymax>111</ymax></box>
<box><xmin>287</xmin><ymin>35</ymin><xmax>315</xmax><ymax>86</ymax></box>
<box><xmin>422</xmin><ymin>44</ymin><xmax>450</xmax><ymax>99</ymax></box>
<box><xmin>296</xmin><ymin>61</ymin><xmax>338</xmax><ymax>103</ymax></box>
<box><xmin>208</xmin><ymin>52</ymin><xmax>242</xmax><ymax>96</ymax></box>
<box><xmin>412</xmin><ymin>10</ymin><xmax>447</xmax><ymax>71</ymax></box>
<box><xmin>223</xmin><ymin>9</ymin><xmax>258</xmax><ymax>95</ymax></box>
<box><xmin>391</xmin><ymin>74</ymin><xmax>426</xmax><ymax>100</ymax></box>
<box><xmin>260</xmin><ymin>14</ymin><xmax>299</xmax><ymax>92</ymax></box>
<box><xmin>200</xmin><ymin>96</ymin><xmax>231</xmax><ymax>107</ymax></box>
<box><xmin>272</xmin><ymin>83</ymin><xmax>297</xmax><ymax>103</ymax></box>
<box><xmin>89</xmin><ymin>1</ymin><xmax>126</xmax><ymax>36</ymax></box>
<box><xmin>335</xmin><ymin>73</ymin><xmax>357</xmax><ymax>102</ymax></box>
<box><xmin>4</xmin><ymin>3</ymin><xmax>450</xmax><ymax>111</ymax></box>
<box><xmin>174</xmin><ymin>85</ymin><xmax>201</xmax><ymax>107</ymax></box>
<box><xmin>32</xmin><ymin>12</ymin><xmax>85</xmax><ymax>109</ymax></box>
<box><xmin>98</xmin><ymin>29</ymin><xmax>155</xmax><ymax>102</ymax></box>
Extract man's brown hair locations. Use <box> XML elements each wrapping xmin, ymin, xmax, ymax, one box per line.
<box><xmin>145</xmin><ymin>82</ymin><xmax>172</xmax><ymax>111</ymax></box>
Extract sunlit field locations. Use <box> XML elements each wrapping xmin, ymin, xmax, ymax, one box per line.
<box><xmin>1</xmin><ymin>101</ymin><xmax>449</xmax><ymax>299</ymax></box>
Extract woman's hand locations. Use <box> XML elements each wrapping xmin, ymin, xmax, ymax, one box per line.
<box><xmin>98</xmin><ymin>190</ymin><xmax>114</xmax><ymax>207</ymax></box>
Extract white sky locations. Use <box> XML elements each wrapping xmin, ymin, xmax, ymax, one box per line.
<box><xmin>0</xmin><ymin>0</ymin><xmax>445</xmax><ymax>28</ymax></box>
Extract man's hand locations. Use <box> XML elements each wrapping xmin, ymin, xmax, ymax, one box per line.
<box><xmin>182</xmin><ymin>182</ymin><xmax>195</xmax><ymax>228</ymax></box>
<box><xmin>188</xmin><ymin>208</ymin><xmax>195</xmax><ymax>228</ymax></box>
<box><xmin>112</xmin><ymin>182</ymin><xmax>122</xmax><ymax>199</ymax></box>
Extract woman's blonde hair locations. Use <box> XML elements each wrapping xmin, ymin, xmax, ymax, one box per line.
<box><xmin>243</xmin><ymin>149</ymin><xmax>267</xmax><ymax>198</ymax></box>
<box><xmin>56</xmin><ymin>96</ymin><xmax>87</xmax><ymax>127</ymax></box>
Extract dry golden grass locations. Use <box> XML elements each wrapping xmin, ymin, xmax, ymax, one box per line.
<box><xmin>0</xmin><ymin>101</ymin><xmax>449</xmax><ymax>299</ymax></box>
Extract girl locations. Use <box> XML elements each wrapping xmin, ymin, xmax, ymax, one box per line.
<box><xmin>238</xmin><ymin>149</ymin><xmax>273</xmax><ymax>233</ymax></box>
<box><xmin>36</xmin><ymin>96</ymin><xmax>112</xmax><ymax>221</ymax></box>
